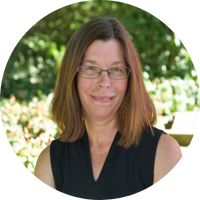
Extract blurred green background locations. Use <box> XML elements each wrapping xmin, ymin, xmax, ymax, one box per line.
<box><xmin>0</xmin><ymin>1</ymin><xmax>199</xmax><ymax>173</ymax></box>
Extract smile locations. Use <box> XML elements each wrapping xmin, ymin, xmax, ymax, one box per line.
<box><xmin>91</xmin><ymin>95</ymin><xmax>115</xmax><ymax>102</ymax></box>
<box><xmin>94</xmin><ymin>97</ymin><xmax>112</xmax><ymax>100</ymax></box>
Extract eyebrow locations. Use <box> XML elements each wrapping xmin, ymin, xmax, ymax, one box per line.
<box><xmin>82</xmin><ymin>59</ymin><xmax>126</xmax><ymax>66</ymax></box>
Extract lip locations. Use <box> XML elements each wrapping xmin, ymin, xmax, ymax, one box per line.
<box><xmin>91</xmin><ymin>95</ymin><xmax>115</xmax><ymax>98</ymax></box>
<box><xmin>90</xmin><ymin>95</ymin><xmax>115</xmax><ymax>102</ymax></box>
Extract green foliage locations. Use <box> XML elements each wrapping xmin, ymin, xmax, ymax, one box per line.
<box><xmin>1</xmin><ymin>1</ymin><xmax>198</xmax><ymax>102</ymax></box>
<box><xmin>144</xmin><ymin>75</ymin><xmax>200</xmax><ymax>115</ymax></box>
<box><xmin>0</xmin><ymin>94</ymin><xmax>59</xmax><ymax>173</ymax></box>
<box><xmin>1</xmin><ymin>78</ymin><xmax>199</xmax><ymax>173</ymax></box>
<box><xmin>0</xmin><ymin>1</ymin><xmax>199</xmax><ymax>173</ymax></box>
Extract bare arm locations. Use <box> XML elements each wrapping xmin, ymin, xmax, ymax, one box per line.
<box><xmin>34</xmin><ymin>146</ymin><xmax>56</xmax><ymax>189</ymax></box>
<box><xmin>153</xmin><ymin>134</ymin><xmax>182</xmax><ymax>184</ymax></box>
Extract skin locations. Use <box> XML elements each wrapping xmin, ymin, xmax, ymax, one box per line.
<box><xmin>153</xmin><ymin>134</ymin><xmax>182</xmax><ymax>183</ymax></box>
<box><xmin>77</xmin><ymin>40</ymin><xmax>128</xmax><ymax>148</ymax></box>
<box><xmin>34</xmin><ymin>39</ymin><xmax>182</xmax><ymax>187</ymax></box>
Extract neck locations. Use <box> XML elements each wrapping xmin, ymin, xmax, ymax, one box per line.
<box><xmin>84</xmin><ymin>115</ymin><xmax>118</xmax><ymax>148</ymax></box>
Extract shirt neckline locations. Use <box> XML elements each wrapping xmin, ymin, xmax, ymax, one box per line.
<box><xmin>84</xmin><ymin>129</ymin><xmax>121</xmax><ymax>183</ymax></box>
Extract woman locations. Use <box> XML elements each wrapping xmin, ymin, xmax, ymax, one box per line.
<box><xmin>34</xmin><ymin>17</ymin><xmax>182</xmax><ymax>199</ymax></box>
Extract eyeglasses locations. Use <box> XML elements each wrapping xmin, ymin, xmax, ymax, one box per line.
<box><xmin>77</xmin><ymin>66</ymin><xmax>131</xmax><ymax>79</ymax></box>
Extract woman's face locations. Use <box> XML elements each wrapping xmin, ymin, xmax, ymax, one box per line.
<box><xmin>77</xmin><ymin>39</ymin><xmax>128</xmax><ymax>122</ymax></box>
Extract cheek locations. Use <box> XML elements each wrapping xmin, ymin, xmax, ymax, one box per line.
<box><xmin>116</xmin><ymin>80</ymin><xmax>128</xmax><ymax>96</ymax></box>
<box><xmin>77</xmin><ymin>76</ymin><xmax>93</xmax><ymax>100</ymax></box>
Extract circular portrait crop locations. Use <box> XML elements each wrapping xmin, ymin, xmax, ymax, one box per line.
<box><xmin>0</xmin><ymin>1</ymin><xmax>199</xmax><ymax>200</ymax></box>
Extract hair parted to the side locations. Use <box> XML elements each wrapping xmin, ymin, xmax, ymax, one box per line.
<box><xmin>50</xmin><ymin>17</ymin><xmax>157</xmax><ymax>148</ymax></box>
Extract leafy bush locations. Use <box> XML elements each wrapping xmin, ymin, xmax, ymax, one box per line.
<box><xmin>144</xmin><ymin>74</ymin><xmax>200</xmax><ymax>127</ymax></box>
<box><xmin>1</xmin><ymin>75</ymin><xmax>199</xmax><ymax>173</ymax></box>
<box><xmin>1</xmin><ymin>1</ymin><xmax>199</xmax><ymax>176</ymax></box>
<box><xmin>0</xmin><ymin>93</ymin><xmax>59</xmax><ymax>173</ymax></box>
<box><xmin>1</xmin><ymin>1</ymin><xmax>197</xmax><ymax>102</ymax></box>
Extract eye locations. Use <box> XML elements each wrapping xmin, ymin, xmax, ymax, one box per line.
<box><xmin>109</xmin><ymin>67</ymin><xmax>125</xmax><ymax>72</ymax></box>
<box><xmin>109</xmin><ymin>67</ymin><xmax>119</xmax><ymax>72</ymax></box>
<box><xmin>85</xmin><ymin>66</ymin><xmax>98</xmax><ymax>71</ymax></box>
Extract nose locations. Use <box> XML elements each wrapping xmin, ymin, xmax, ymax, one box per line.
<box><xmin>96</xmin><ymin>71</ymin><xmax>112</xmax><ymax>89</ymax></box>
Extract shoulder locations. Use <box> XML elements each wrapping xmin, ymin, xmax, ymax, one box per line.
<box><xmin>34</xmin><ymin>146</ymin><xmax>56</xmax><ymax>189</ymax></box>
<box><xmin>153</xmin><ymin>133</ymin><xmax>182</xmax><ymax>184</ymax></box>
<box><xmin>156</xmin><ymin>133</ymin><xmax>182</xmax><ymax>155</ymax></box>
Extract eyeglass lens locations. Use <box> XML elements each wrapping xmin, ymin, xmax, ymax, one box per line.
<box><xmin>78</xmin><ymin>66</ymin><xmax>130</xmax><ymax>79</ymax></box>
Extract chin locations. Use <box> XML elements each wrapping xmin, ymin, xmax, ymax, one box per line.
<box><xmin>85</xmin><ymin>110</ymin><xmax>112</xmax><ymax>119</ymax></box>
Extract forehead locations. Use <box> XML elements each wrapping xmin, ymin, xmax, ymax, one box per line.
<box><xmin>81</xmin><ymin>59</ymin><xmax>125</xmax><ymax>67</ymax></box>
<box><xmin>82</xmin><ymin>39</ymin><xmax>126</xmax><ymax>66</ymax></box>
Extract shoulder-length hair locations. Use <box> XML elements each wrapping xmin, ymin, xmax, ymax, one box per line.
<box><xmin>50</xmin><ymin>17</ymin><xmax>157</xmax><ymax>148</ymax></box>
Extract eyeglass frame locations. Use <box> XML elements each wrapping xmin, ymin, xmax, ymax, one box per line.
<box><xmin>76</xmin><ymin>66</ymin><xmax>131</xmax><ymax>79</ymax></box>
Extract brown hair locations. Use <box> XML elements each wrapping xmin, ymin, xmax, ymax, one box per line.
<box><xmin>50</xmin><ymin>17</ymin><xmax>157</xmax><ymax>148</ymax></box>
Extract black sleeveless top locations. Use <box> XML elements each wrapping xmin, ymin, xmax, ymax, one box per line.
<box><xmin>50</xmin><ymin>126</ymin><xmax>165</xmax><ymax>199</ymax></box>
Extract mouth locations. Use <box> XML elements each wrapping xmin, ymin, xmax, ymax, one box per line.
<box><xmin>91</xmin><ymin>95</ymin><xmax>115</xmax><ymax>102</ymax></box>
